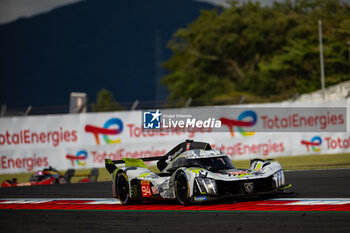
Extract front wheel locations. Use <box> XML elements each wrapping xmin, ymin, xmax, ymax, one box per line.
<box><xmin>175</xmin><ymin>171</ymin><xmax>190</xmax><ymax>205</ymax></box>
<box><xmin>116</xmin><ymin>172</ymin><xmax>131</xmax><ymax>204</ymax></box>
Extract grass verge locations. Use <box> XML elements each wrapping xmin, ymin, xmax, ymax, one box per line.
<box><xmin>233</xmin><ymin>153</ymin><xmax>350</xmax><ymax>171</ymax></box>
<box><xmin>1</xmin><ymin>153</ymin><xmax>349</xmax><ymax>183</ymax></box>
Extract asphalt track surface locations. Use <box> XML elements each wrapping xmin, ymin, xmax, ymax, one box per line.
<box><xmin>1</xmin><ymin>169</ymin><xmax>350</xmax><ymax>233</ymax></box>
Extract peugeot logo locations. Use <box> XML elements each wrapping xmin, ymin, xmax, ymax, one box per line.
<box><xmin>244</xmin><ymin>182</ymin><xmax>254</xmax><ymax>193</ymax></box>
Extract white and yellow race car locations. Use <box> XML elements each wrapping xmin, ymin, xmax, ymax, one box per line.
<box><xmin>105</xmin><ymin>140</ymin><xmax>292</xmax><ymax>205</ymax></box>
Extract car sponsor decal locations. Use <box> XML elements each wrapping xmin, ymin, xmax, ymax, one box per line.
<box><xmin>187</xmin><ymin>168</ymin><xmax>205</xmax><ymax>174</ymax></box>
<box><xmin>151</xmin><ymin>186</ymin><xmax>159</xmax><ymax>195</ymax></box>
<box><xmin>141</xmin><ymin>180</ymin><xmax>152</xmax><ymax>197</ymax></box>
<box><xmin>194</xmin><ymin>196</ymin><xmax>207</xmax><ymax>201</ymax></box>
<box><xmin>227</xmin><ymin>171</ymin><xmax>252</xmax><ymax>177</ymax></box>
<box><xmin>169</xmin><ymin>148</ymin><xmax>183</xmax><ymax>161</ymax></box>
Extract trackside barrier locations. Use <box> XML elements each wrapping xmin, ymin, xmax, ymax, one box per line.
<box><xmin>0</xmin><ymin>100</ymin><xmax>349</xmax><ymax>174</ymax></box>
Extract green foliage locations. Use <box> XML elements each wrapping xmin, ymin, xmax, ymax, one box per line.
<box><xmin>91</xmin><ymin>89</ymin><xmax>123</xmax><ymax>112</ymax></box>
<box><xmin>162</xmin><ymin>0</ymin><xmax>350</xmax><ymax>104</ymax></box>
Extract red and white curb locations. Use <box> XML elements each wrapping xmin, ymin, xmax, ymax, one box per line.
<box><xmin>0</xmin><ymin>198</ymin><xmax>350</xmax><ymax>211</ymax></box>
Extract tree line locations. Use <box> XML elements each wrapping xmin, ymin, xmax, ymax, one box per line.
<box><xmin>162</xmin><ymin>0</ymin><xmax>350</xmax><ymax>105</ymax></box>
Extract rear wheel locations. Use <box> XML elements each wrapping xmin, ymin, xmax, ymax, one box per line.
<box><xmin>116</xmin><ymin>172</ymin><xmax>131</xmax><ymax>204</ymax></box>
<box><xmin>57</xmin><ymin>176</ymin><xmax>68</xmax><ymax>184</ymax></box>
<box><xmin>175</xmin><ymin>172</ymin><xmax>190</xmax><ymax>205</ymax></box>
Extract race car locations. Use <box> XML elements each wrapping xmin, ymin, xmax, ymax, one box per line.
<box><xmin>105</xmin><ymin>140</ymin><xmax>292</xmax><ymax>205</ymax></box>
<box><xmin>1</xmin><ymin>166</ymin><xmax>99</xmax><ymax>187</ymax></box>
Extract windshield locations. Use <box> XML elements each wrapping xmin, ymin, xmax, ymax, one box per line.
<box><xmin>177</xmin><ymin>156</ymin><xmax>235</xmax><ymax>172</ymax></box>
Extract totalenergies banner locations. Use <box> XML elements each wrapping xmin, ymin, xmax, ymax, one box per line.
<box><xmin>0</xmin><ymin>100</ymin><xmax>349</xmax><ymax>174</ymax></box>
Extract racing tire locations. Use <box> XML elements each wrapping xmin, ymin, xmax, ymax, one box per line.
<box><xmin>116</xmin><ymin>172</ymin><xmax>131</xmax><ymax>204</ymax></box>
<box><xmin>175</xmin><ymin>171</ymin><xmax>190</xmax><ymax>205</ymax></box>
<box><xmin>56</xmin><ymin>176</ymin><xmax>68</xmax><ymax>184</ymax></box>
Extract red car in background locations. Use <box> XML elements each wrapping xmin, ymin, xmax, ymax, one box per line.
<box><xmin>1</xmin><ymin>166</ymin><xmax>99</xmax><ymax>187</ymax></box>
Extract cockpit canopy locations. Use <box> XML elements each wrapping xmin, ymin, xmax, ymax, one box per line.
<box><xmin>167</xmin><ymin>150</ymin><xmax>235</xmax><ymax>172</ymax></box>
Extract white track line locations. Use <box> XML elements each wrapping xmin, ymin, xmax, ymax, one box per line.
<box><xmin>0</xmin><ymin>198</ymin><xmax>117</xmax><ymax>200</ymax></box>
<box><xmin>285</xmin><ymin>167</ymin><xmax>350</xmax><ymax>172</ymax></box>
<box><xmin>0</xmin><ymin>198</ymin><xmax>121</xmax><ymax>204</ymax></box>
<box><xmin>271</xmin><ymin>198</ymin><xmax>350</xmax><ymax>201</ymax></box>
<box><xmin>1</xmin><ymin>198</ymin><xmax>350</xmax><ymax>205</ymax></box>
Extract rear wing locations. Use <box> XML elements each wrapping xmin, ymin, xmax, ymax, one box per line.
<box><xmin>111</xmin><ymin>156</ymin><xmax>163</xmax><ymax>164</ymax></box>
<box><xmin>105</xmin><ymin>157</ymin><xmax>163</xmax><ymax>174</ymax></box>
<box><xmin>105</xmin><ymin>139</ymin><xmax>212</xmax><ymax>174</ymax></box>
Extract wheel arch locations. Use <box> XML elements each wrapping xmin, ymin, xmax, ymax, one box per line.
<box><xmin>112</xmin><ymin>168</ymin><xmax>128</xmax><ymax>199</ymax></box>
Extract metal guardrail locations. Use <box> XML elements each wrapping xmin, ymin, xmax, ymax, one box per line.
<box><xmin>1</xmin><ymin>99</ymin><xmax>217</xmax><ymax>117</ymax></box>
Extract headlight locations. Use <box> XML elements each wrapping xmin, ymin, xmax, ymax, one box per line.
<box><xmin>273</xmin><ymin>170</ymin><xmax>285</xmax><ymax>187</ymax></box>
<box><xmin>195</xmin><ymin>178</ymin><xmax>217</xmax><ymax>195</ymax></box>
